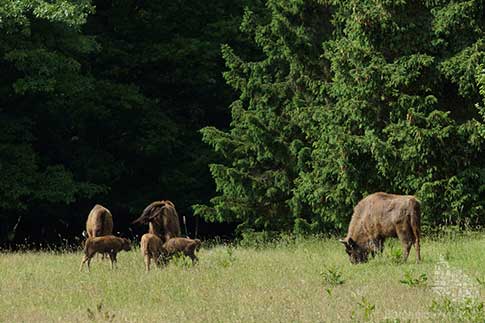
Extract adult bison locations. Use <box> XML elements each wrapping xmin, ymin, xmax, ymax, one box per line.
<box><xmin>85</xmin><ymin>204</ymin><xmax>113</xmax><ymax>238</ymax></box>
<box><xmin>132</xmin><ymin>200</ymin><xmax>181</xmax><ymax>243</ymax></box>
<box><xmin>339</xmin><ymin>192</ymin><xmax>421</xmax><ymax>264</ymax></box>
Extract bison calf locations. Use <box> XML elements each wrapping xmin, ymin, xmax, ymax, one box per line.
<box><xmin>140</xmin><ymin>233</ymin><xmax>164</xmax><ymax>271</ymax></box>
<box><xmin>80</xmin><ymin>235</ymin><xmax>131</xmax><ymax>271</ymax></box>
<box><xmin>340</xmin><ymin>192</ymin><xmax>421</xmax><ymax>264</ymax></box>
<box><xmin>161</xmin><ymin>237</ymin><xmax>201</xmax><ymax>264</ymax></box>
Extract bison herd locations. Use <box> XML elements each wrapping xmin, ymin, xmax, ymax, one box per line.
<box><xmin>79</xmin><ymin>192</ymin><xmax>422</xmax><ymax>271</ymax></box>
<box><xmin>80</xmin><ymin>200</ymin><xmax>200</xmax><ymax>272</ymax></box>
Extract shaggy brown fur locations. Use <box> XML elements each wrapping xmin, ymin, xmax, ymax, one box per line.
<box><xmin>85</xmin><ymin>204</ymin><xmax>113</xmax><ymax>238</ymax></box>
<box><xmin>161</xmin><ymin>237</ymin><xmax>201</xmax><ymax>264</ymax></box>
<box><xmin>140</xmin><ymin>233</ymin><xmax>164</xmax><ymax>271</ymax></box>
<box><xmin>161</xmin><ymin>200</ymin><xmax>175</xmax><ymax>208</ymax></box>
<box><xmin>340</xmin><ymin>192</ymin><xmax>421</xmax><ymax>264</ymax></box>
<box><xmin>80</xmin><ymin>235</ymin><xmax>131</xmax><ymax>271</ymax></box>
<box><xmin>132</xmin><ymin>200</ymin><xmax>181</xmax><ymax>242</ymax></box>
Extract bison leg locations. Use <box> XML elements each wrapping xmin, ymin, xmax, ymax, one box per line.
<box><xmin>368</xmin><ymin>239</ymin><xmax>383</xmax><ymax>258</ymax></box>
<box><xmin>80</xmin><ymin>255</ymin><xmax>90</xmax><ymax>272</ymax></box>
<box><xmin>403</xmin><ymin>241</ymin><xmax>412</xmax><ymax>261</ymax></box>
<box><xmin>398</xmin><ymin>234</ymin><xmax>413</xmax><ymax>262</ymax></box>
<box><xmin>161</xmin><ymin>254</ymin><xmax>172</xmax><ymax>266</ymax></box>
<box><xmin>153</xmin><ymin>252</ymin><xmax>161</xmax><ymax>268</ymax></box>
<box><xmin>396</xmin><ymin>225</ymin><xmax>417</xmax><ymax>262</ymax></box>
<box><xmin>376</xmin><ymin>238</ymin><xmax>385</xmax><ymax>254</ymax></box>
<box><xmin>159</xmin><ymin>254</ymin><xmax>168</xmax><ymax>267</ymax></box>
<box><xmin>189</xmin><ymin>254</ymin><xmax>198</xmax><ymax>264</ymax></box>
<box><xmin>87</xmin><ymin>256</ymin><xmax>93</xmax><ymax>271</ymax></box>
<box><xmin>80</xmin><ymin>250</ymin><xmax>95</xmax><ymax>272</ymax></box>
<box><xmin>414</xmin><ymin>234</ymin><xmax>421</xmax><ymax>263</ymax></box>
<box><xmin>108</xmin><ymin>252</ymin><xmax>117</xmax><ymax>269</ymax></box>
<box><xmin>144</xmin><ymin>255</ymin><xmax>151</xmax><ymax>271</ymax></box>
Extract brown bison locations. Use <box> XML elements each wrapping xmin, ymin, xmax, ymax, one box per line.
<box><xmin>85</xmin><ymin>204</ymin><xmax>113</xmax><ymax>238</ymax></box>
<box><xmin>79</xmin><ymin>235</ymin><xmax>131</xmax><ymax>271</ymax></box>
<box><xmin>140</xmin><ymin>233</ymin><xmax>164</xmax><ymax>271</ymax></box>
<box><xmin>161</xmin><ymin>237</ymin><xmax>201</xmax><ymax>264</ymax></box>
<box><xmin>340</xmin><ymin>192</ymin><xmax>421</xmax><ymax>264</ymax></box>
<box><xmin>132</xmin><ymin>200</ymin><xmax>181</xmax><ymax>243</ymax></box>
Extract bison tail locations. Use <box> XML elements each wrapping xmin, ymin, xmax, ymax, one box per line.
<box><xmin>410</xmin><ymin>199</ymin><xmax>421</xmax><ymax>262</ymax></box>
<box><xmin>82</xmin><ymin>238</ymin><xmax>89</xmax><ymax>254</ymax></box>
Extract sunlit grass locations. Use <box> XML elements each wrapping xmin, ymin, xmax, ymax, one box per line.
<box><xmin>0</xmin><ymin>234</ymin><xmax>484</xmax><ymax>322</ymax></box>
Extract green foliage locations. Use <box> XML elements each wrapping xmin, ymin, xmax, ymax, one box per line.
<box><xmin>1</xmin><ymin>0</ymin><xmax>485</xmax><ymax>241</ymax></box>
<box><xmin>170</xmin><ymin>253</ymin><xmax>195</xmax><ymax>269</ymax></box>
<box><xmin>399</xmin><ymin>270</ymin><xmax>428</xmax><ymax>287</ymax></box>
<box><xmin>237</xmin><ymin>230</ymin><xmax>299</xmax><ymax>249</ymax></box>
<box><xmin>199</xmin><ymin>0</ymin><xmax>485</xmax><ymax>234</ymax></box>
<box><xmin>0</xmin><ymin>0</ymin><xmax>104</xmax><ymax>217</ymax></box>
<box><xmin>238</xmin><ymin>230</ymin><xmax>280</xmax><ymax>248</ymax></box>
<box><xmin>351</xmin><ymin>296</ymin><xmax>376</xmax><ymax>322</ymax></box>
<box><xmin>0</xmin><ymin>0</ymin><xmax>258</xmax><ymax>242</ymax></box>
<box><xmin>385</xmin><ymin>242</ymin><xmax>404</xmax><ymax>264</ymax></box>
<box><xmin>195</xmin><ymin>0</ymin><xmax>333</xmax><ymax>232</ymax></box>
<box><xmin>475</xmin><ymin>276</ymin><xmax>485</xmax><ymax>287</ymax></box>
<box><xmin>430</xmin><ymin>297</ymin><xmax>485</xmax><ymax>323</ymax></box>
<box><xmin>216</xmin><ymin>246</ymin><xmax>237</xmax><ymax>268</ymax></box>
<box><xmin>320</xmin><ymin>265</ymin><xmax>345</xmax><ymax>287</ymax></box>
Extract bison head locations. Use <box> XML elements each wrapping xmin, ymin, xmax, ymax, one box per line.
<box><xmin>339</xmin><ymin>237</ymin><xmax>369</xmax><ymax>264</ymax></box>
<box><xmin>194</xmin><ymin>239</ymin><xmax>202</xmax><ymax>251</ymax></box>
<box><xmin>121</xmin><ymin>238</ymin><xmax>132</xmax><ymax>251</ymax></box>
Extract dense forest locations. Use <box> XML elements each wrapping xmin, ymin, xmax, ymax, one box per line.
<box><xmin>1</xmin><ymin>0</ymin><xmax>484</xmax><ymax>246</ymax></box>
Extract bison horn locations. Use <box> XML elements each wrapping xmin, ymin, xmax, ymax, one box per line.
<box><xmin>132</xmin><ymin>205</ymin><xmax>154</xmax><ymax>224</ymax></box>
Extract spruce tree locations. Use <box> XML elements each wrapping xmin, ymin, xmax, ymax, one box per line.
<box><xmin>195</xmin><ymin>1</ymin><xmax>333</xmax><ymax>232</ymax></box>
<box><xmin>297</xmin><ymin>0</ymin><xmax>485</xmax><ymax>229</ymax></box>
<box><xmin>198</xmin><ymin>0</ymin><xmax>485</xmax><ymax>233</ymax></box>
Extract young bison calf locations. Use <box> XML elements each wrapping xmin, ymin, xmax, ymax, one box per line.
<box><xmin>161</xmin><ymin>237</ymin><xmax>201</xmax><ymax>264</ymax></box>
<box><xmin>140</xmin><ymin>233</ymin><xmax>163</xmax><ymax>271</ymax></box>
<box><xmin>80</xmin><ymin>235</ymin><xmax>131</xmax><ymax>272</ymax></box>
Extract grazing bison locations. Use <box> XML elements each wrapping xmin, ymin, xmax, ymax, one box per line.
<box><xmin>140</xmin><ymin>233</ymin><xmax>164</xmax><ymax>271</ymax></box>
<box><xmin>161</xmin><ymin>237</ymin><xmax>201</xmax><ymax>264</ymax></box>
<box><xmin>340</xmin><ymin>192</ymin><xmax>421</xmax><ymax>264</ymax></box>
<box><xmin>85</xmin><ymin>204</ymin><xmax>113</xmax><ymax>238</ymax></box>
<box><xmin>79</xmin><ymin>235</ymin><xmax>131</xmax><ymax>271</ymax></box>
<box><xmin>132</xmin><ymin>200</ymin><xmax>181</xmax><ymax>242</ymax></box>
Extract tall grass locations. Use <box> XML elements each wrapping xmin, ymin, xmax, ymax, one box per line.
<box><xmin>0</xmin><ymin>234</ymin><xmax>484</xmax><ymax>322</ymax></box>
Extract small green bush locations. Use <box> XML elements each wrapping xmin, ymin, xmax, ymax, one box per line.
<box><xmin>430</xmin><ymin>297</ymin><xmax>485</xmax><ymax>323</ymax></box>
<box><xmin>321</xmin><ymin>265</ymin><xmax>345</xmax><ymax>287</ymax></box>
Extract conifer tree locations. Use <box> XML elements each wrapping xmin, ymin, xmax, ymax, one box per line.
<box><xmin>195</xmin><ymin>1</ymin><xmax>333</xmax><ymax>232</ymax></box>
<box><xmin>299</xmin><ymin>0</ymin><xmax>485</xmax><ymax>228</ymax></box>
<box><xmin>198</xmin><ymin>0</ymin><xmax>485</xmax><ymax>233</ymax></box>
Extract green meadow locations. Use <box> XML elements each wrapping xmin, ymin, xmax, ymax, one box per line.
<box><xmin>1</xmin><ymin>234</ymin><xmax>485</xmax><ymax>322</ymax></box>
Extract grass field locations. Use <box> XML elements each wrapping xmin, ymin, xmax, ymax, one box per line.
<box><xmin>1</xmin><ymin>233</ymin><xmax>485</xmax><ymax>322</ymax></box>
